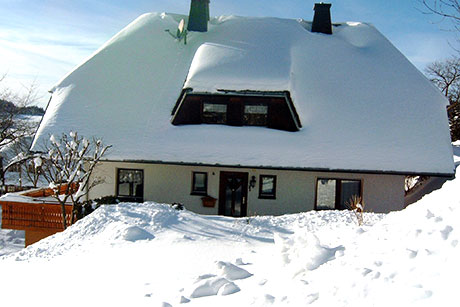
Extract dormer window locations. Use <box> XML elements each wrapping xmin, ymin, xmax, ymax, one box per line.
<box><xmin>244</xmin><ymin>104</ymin><xmax>268</xmax><ymax>126</ymax></box>
<box><xmin>171</xmin><ymin>90</ymin><xmax>301</xmax><ymax>132</ymax></box>
<box><xmin>203</xmin><ymin>103</ymin><xmax>227</xmax><ymax>124</ymax></box>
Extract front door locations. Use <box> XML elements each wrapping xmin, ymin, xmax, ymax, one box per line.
<box><xmin>218</xmin><ymin>172</ymin><xmax>248</xmax><ymax>217</ymax></box>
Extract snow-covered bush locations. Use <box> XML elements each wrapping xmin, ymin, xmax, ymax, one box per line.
<box><xmin>91</xmin><ymin>195</ymin><xmax>121</xmax><ymax>207</ymax></box>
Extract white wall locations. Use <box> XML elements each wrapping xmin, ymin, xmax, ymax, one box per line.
<box><xmin>89</xmin><ymin>162</ymin><xmax>405</xmax><ymax>215</ymax></box>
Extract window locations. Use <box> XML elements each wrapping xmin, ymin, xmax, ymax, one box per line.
<box><xmin>117</xmin><ymin>169</ymin><xmax>144</xmax><ymax>202</ymax></box>
<box><xmin>259</xmin><ymin>175</ymin><xmax>276</xmax><ymax>199</ymax></box>
<box><xmin>171</xmin><ymin>93</ymin><xmax>301</xmax><ymax>132</ymax></box>
<box><xmin>191</xmin><ymin>172</ymin><xmax>208</xmax><ymax>195</ymax></box>
<box><xmin>244</xmin><ymin>104</ymin><xmax>268</xmax><ymax>126</ymax></box>
<box><xmin>202</xmin><ymin>103</ymin><xmax>227</xmax><ymax>124</ymax></box>
<box><xmin>315</xmin><ymin>178</ymin><xmax>361</xmax><ymax>210</ymax></box>
<box><xmin>203</xmin><ymin>102</ymin><xmax>269</xmax><ymax>127</ymax></box>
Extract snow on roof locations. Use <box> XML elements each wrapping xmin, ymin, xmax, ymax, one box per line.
<box><xmin>0</xmin><ymin>192</ymin><xmax>70</xmax><ymax>205</ymax></box>
<box><xmin>31</xmin><ymin>13</ymin><xmax>455</xmax><ymax>175</ymax></box>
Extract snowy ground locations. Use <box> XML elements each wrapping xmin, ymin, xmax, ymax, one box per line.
<box><xmin>0</xmin><ymin>205</ymin><xmax>25</xmax><ymax>256</ymax></box>
<box><xmin>0</xmin><ymin>145</ymin><xmax>458</xmax><ymax>306</ymax></box>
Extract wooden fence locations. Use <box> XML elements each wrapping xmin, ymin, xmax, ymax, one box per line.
<box><xmin>1</xmin><ymin>201</ymin><xmax>73</xmax><ymax>231</ymax></box>
<box><xmin>21</xmin><ymin>183</ymin><xmax>79</xmax><ymax>198</ymax></box>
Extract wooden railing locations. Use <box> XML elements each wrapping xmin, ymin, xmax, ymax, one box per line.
<box><xmin>1</xmin><ymin>201</ymin><xmax>73</xmax><ymax>231</ymax></box>
<box><xmin>22</xmin><ymin>183</ymin><xmax>79</xmax><ymax>198</ymax></box>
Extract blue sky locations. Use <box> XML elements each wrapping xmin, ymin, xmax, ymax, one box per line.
<box><xmin>0</xmin><ymin>0</ymin><xmax>457</xmax><ymax>106</ymax></box>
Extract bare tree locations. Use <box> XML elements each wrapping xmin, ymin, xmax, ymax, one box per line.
<box><xmin>425</xmin><ymin>56</ymin><xmax>460</xmax><ymax>140</ymax></box>
<box><xmin>24</xmin><ymin>156</ymin><xmax>44</xmax><ymax>188</ymax></box>
<box><xmin>0</xmin><ymin>75</ymin><xmax>38</xmax><ymax>149</ymax></box>
<box><xmin>0</xmin><ymin>75</ymin><xmax>41</xmax><ymax>191</ymax></box>
<box><xmin>0</xmin><ymin>136</ymin><xmax>38</xmax><ymax>189</ymax></box>
<box><xmin>421</xmin><ymin>0</ymin><xmax>460</xmax><ymax>24</ymax></box>
<box><xmin>420</xmin><ymin>1</ymin><xmax>460</xmax><ymax>51</ymax></box>
<box><xmin>425</xmin><ymin>57</ymin><xmax>460</xmax><ymax>97</ymax></box>
<box><xmin>38</xmin><ymin>132</ymin><xmax>111</xmax><ymax>229</ymax></box>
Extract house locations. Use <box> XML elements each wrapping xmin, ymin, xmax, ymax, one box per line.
<box><xmin>30</xmin><ymin>1</ymin><xmax>455</xmax><ymax>217</ymax></box>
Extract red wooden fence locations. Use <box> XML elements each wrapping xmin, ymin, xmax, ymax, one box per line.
<box><xmin>1</xmin><ymin>201</ymin><xmax>73</xmax><ymax>231</ymax></box>
<box><xmin>22</xmin><ymin>183</ymin><xmax>79</xmax><ymax>198</ymax></box>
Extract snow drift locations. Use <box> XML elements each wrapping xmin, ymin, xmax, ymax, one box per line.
<box><xmin>1</xmin><ymin>151</ymin><xmax>459</xmax><ymax>306</ymax></box>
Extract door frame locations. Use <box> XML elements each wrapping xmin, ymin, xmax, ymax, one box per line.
<box><xmin>218</xmin><ymin>171</ymin><xmax>249</xmax><ymax>217</ymax></box>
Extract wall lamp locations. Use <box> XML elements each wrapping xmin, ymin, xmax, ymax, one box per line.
<box><xmin>249</xmin><ymin>175</ymin><xmax>257</xmax><ymax>191</ymax></box>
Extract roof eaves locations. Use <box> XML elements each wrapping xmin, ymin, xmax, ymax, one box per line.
<box><xmin>101</xmin><ymin>158</ymin><xmax>456</xmax><ymax>178</ymax></box>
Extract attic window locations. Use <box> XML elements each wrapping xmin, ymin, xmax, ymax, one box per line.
<box><xmin>244</xmin><ymin>104</ymin><xmax>268</xmax><ymax>126</ymax></box>
<box><xmin>203</xmin><ymin>103</ymin><xmax>227</xmax><ymax>124</ymax></box>
<box><xmin>171</xmin><ymin>91</ymin><xmax>301</xmax><ymax>132</ymax></box>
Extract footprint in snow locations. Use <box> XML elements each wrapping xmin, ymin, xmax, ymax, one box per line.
<box><xmin>362</xmin><ymin>268</ymin><xmax>373</xmax><ymax>276</ymax></box>
<box><xmin>190</xmin><ymin>277</ymin><xmax>240</xmax><ymax>298</ymax></box>
<box><xmin>406</xmin><ymin>249</ymin><xmax>418</xmax><ymax>259</ymax></box>
<box><xmin>235</xmin><ymin>257</ymin><xmax>251</xmax><ymax>265</ymax></box>
<box><xmin>426</xmin><ymin>210</ymin><xmax>435</xmax><ymax>219</ymax></box>
<box><xmin>423</xmin><ymin>290</ymin><xmax>433</xmax><ymax>299</ymax></box>
<box><xmin>276</xmin><ymin>233</ymin><xmax>345</xmax><ymax>271</ymax></box>
<box><xmin>413</xmin><ymin>285</ymin><xmax>433</xmax><ymax>300</ymax></box>
<box><xmin>122</xmin><ymin>226</ymin><xmax>154</xmax><ymax>242</ymax></box>
<box><xmin>306</xmin><ymin>293</ymin><xmax>319</xmax><ymax>304</ymax></box>
<box><xmin>187</xmin><ymin>260</ymin><xmax>252</xmax><ymax>299</ymax></box>
<box><xmin>217</xmin><ymin>261</ymin><xmax>253</xmax><ymax>280</ymax></box>
<box><xmin>264</xmin><ymin>294</ymin><xmax>275</xmax><ymax>304</ymax></box>
<box><xmin>196</xmin><ymin>274</ymin><xmax>216</xmax><ymax>281</ymax></box>
<box><xmin>440</xmin><ymin>225</ymin><xmax>453</xmax><ymax>240</ymax></box>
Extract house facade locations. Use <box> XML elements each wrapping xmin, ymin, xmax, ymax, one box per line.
<box><xmin>30</xmin><ymin>2</ymin><xmax>455</xmax><ymax>217</ymax></box>
<box><xmin>89</xmin><ymin>162</ymin><xmax>405</xmax><ymax>215</ymax></box>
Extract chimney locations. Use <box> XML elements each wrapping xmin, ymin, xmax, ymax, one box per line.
<box><xmin>311</xmin><ymin>2</ymin><xmax>332</xmax><ymax>35</ymax></box>
<box><xmin>187</xmin><ymin>0</ymin><xmax>210</xmax><ymax>32</ymax></box>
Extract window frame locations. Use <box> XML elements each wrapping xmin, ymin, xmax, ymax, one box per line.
<box><xmin>191</xmin><ymin>171</ymin><xmax>208</xmax><ymax>196</ymax></box>
<box><xmin>201</xmin><ymin>102</ymin><xmax>228</xmax><ymax>125</ymax></box>
<box><xmin>258</xmin><ymin>175</ymin><xmax>277</xmax><ymax>199</ymax></box>
<box><xmin>243</xmin><ymin>102</ymin><xmax>268</xmax><ymax>126</ymax></box>
<box><xmin>116</xmin><ymin>168</ymin><xmax>144</xmax><ymax>202</ymax></box>
<box><xmin>171</xmin><ymin>92</ymin><xmax>301</xmax><ymax>132</ymax></box>
<box><xmin>314</xmin><ymin>178</ymin><xmax>362</xmax><ymax>210</ymax></box>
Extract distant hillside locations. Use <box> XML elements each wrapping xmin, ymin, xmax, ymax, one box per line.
<box><xmin>0</xmin><ymin>99</ymin><xmax>45</xmax><ymax>116</ymax></box>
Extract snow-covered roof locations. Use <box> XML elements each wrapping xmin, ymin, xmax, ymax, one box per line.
<box><xmin>0</xmin><ymin>192</ymin><xmax>71</xmax><ymax>205</ymax></box>
<box><xmin>31</xmin><ymin>13</ymin><xmax>455</xmax><ymax>175</ymax></box>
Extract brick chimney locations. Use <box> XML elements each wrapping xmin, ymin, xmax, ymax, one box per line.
<box><xmin>187</xmin><ymin>0</ymin><xmax>210</xmax><ymax>32</ymax></box>
<box><xmin>312</xmin><ymin>3</ymin><xmax>332</xmax><ymax>35</ymax></box>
